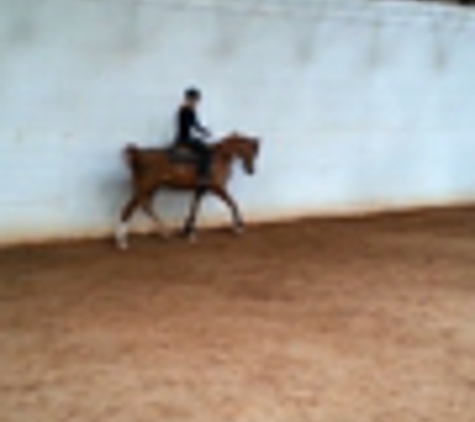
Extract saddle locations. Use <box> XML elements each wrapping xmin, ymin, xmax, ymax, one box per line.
<box><xmin>166</xmin><ymin>145</ymin><xmax>200</xmax><ymax>164</ymax></box>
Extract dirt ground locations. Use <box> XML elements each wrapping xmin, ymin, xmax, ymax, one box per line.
<box><xmin>1</xmin><ymin>207</ymin><xmax>474</xmax><ymax>422</ymax></box>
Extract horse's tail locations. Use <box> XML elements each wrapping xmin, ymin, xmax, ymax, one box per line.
<box><xmin>123</xmin><ymin>143</ymin><xmax>141</xmax><ymax>172</ymax></box>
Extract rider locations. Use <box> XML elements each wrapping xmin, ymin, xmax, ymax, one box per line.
<box><xmin>174</xmin><ymin>87</ymin><xmax>213</xmax><ymax>183</ymax></box>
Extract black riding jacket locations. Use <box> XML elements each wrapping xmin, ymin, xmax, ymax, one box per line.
<box><xmin>175</xmin><ymin>105</ymin><xmax>208</xmax><ymax>144</ymax></box>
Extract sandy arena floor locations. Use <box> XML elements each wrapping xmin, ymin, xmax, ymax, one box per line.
<box><xmin>1</xmin><ymin>208</ymin><xmax>474</xmax><ymax>422</ymax></box>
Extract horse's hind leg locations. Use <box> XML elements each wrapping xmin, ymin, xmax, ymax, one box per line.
<box><xmin>115</xmin><ymin>195</ymin><xmax>141</xmax><ymax>250</ymax></box>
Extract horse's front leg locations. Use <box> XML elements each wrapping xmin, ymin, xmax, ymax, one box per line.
<box><xmin>213</xmin><ymin>187</ymin><xmax>244</xmax><ymax>234</ymax></box>
<box><xmin>182</xmin><ymin>189</ymin><xmax>205</xmax><ymax>241</ymax></box>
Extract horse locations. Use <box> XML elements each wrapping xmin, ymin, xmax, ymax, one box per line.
<box><xmin>115</xmin><ymin>133</ymin><xmax>260</xmax><ymax>249</ymax></box>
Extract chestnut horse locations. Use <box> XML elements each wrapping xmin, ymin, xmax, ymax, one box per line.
<box><xmin>115</xmin><ymin>133</ymin><xmax>260</xmax><ymax>249</ymax></box>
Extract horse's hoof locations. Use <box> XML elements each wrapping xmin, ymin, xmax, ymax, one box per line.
<box><xmin>116</xmin><ymin>240</ymin><xmax>129</xmax><ymax>251</ymax></box>
<box><xmin>179</xmin><ymin>227</ymin><xmax>192</xmax><ymax>237</ymax></box>
<box><xmin>159</xmin><ymin>230</ymin><xmax>171</xmax><ymax>240</ymax></box>
<box><xmin>233</xmin><ymin>225</ymin><xmax>245</xmax><ymax>236</ymax></box>
<box><xmin>186</xmin><ymin>232</ymin><xmax>197</xmax><ymax>243</ymax></box>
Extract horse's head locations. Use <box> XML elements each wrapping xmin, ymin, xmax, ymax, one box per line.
<box><xmin>219</xmin><ymin>132</ymin><xmax>260</xmax><ymax>174</ymax></box>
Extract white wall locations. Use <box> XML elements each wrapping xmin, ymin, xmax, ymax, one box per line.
<box><xmin>1</xmin><ymin>0</ymin><xmax>475</xmax><ymax>245</ymax></box>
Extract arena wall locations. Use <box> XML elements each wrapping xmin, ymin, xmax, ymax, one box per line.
<box><xmin>1</xmin><ymin>0</ymin><xmax>475</xmax><ymax>245</ymax></box>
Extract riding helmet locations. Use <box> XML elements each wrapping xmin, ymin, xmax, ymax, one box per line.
<box><xmin>184</xmin><ymin>87</ymin><xmax>201</xmax><ymax>100</ymax></box>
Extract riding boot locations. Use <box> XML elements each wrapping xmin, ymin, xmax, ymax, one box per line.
<box><xmin>197</xmin><ymin>152</ymin><xmax>212</xmax><ymax>186</ymax></box>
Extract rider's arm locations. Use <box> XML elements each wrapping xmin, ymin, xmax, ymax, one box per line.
<box><xmin>190</xmin><ymin>109</ymin><xmax>211</xmax><ymax>137</ymax></box>
<box><xmin>178</xmin><ymin>106</ymin><xmax>211</xmax><ymax>139</ymax></box>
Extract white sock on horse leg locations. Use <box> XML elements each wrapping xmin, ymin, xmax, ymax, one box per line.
<box><xmin>115</xmin><ymin>222</ymin><xmax>129</xmax><ymax>249</ymax></box>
